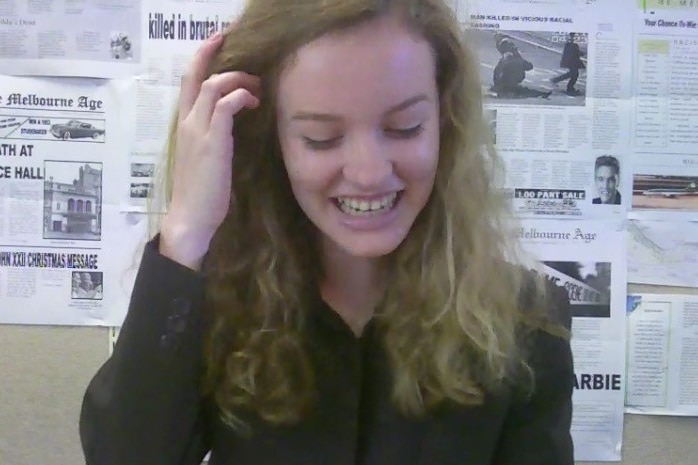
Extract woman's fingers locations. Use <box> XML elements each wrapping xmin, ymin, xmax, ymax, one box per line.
<box><xmin>188</xmin><ymin>71</ymin><xmax>261</xmax><ymax>125</ymax></box>
<box><xmin>163</xmin><ymin>17</ymin><xmax>262</xmax><ymax>269</ymax></box>
<box><xmin>178</xmin><ymin>32</ymin><xmax>225</xmax><ymax>121</ymax></box>
<box><xmin>208</xmin><ymin>88</ymin><xmax>260</xmax><ymax>140</ymax></box>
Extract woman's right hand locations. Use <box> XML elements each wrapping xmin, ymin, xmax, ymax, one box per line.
<box><xmin>160</xmin><ymin>31</ymin><xmax>261</xmax><ymax>270</ymax></box>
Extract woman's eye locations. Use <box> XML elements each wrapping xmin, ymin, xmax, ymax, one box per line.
<box><xmin>301</xmin><ymin>125</ymin><xmax>423</xmax><ymax>150</ymax></box>
<box><xmin>385</xmin><ymin>124</ymin><xmax>424</xmax><ymax>138</ymax></box>
<box><xmin>302</xmin><ymin>136</ymin><xmax>342</xmax><ymax>151</ymax></box>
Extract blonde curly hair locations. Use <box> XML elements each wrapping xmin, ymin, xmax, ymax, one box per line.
<box><xmin>158</xmin><ymin>0</ymin><xmax>561</xmax><ymax>428</ymax></box>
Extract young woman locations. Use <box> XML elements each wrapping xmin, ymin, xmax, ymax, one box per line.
<box><xmin>80</xmin><ymin>1</ymin><xmax>574</xmax><ymax>464</ymax></box>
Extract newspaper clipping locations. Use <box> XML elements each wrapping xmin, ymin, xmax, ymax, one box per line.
<box><xmin>0</xmin><ymin>0</ymin><xmax>141</xmax><ymax>78</ymax></box>
<box><xmin>120</xmin><ymin>0</ymin><xmax>245</xmax><ymax>211</ymax></box>
<box><xmin>469</xmin><ymin>0</ymin><xmax>633</xmax><ymax>219</ymax></box>
<box><xmin>0</xmin><ymin>75</ymin><xmax>142</xmax><ymax>326</ymax></box>
<box><xmin>627</xmin><ymin>216</ymin><xmax>698</xmax><ymax>288</ymax></box>
<box><xmin>626</xmin><ymin>293</ymin><xmax>698</xmax><ymax>417</ymax></box>
<box><xmin>630</xmin><ymin>5</ymin><xmax>698</xmax><ymax>289</ymax></box>
<box><xmin>519</xmin><ymin>218</ymin><xmax>627</xmax><ymax>462</ymax></box>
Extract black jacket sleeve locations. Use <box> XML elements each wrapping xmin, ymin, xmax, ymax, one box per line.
<box><xmin>80</xmin><ymin>237</ymin><xmax>211</xmax><ymax>465</ymax></box>
<box><xmin>492</xmin><ymin>286</ymin><xmax>575</xmax><ymax>465</ymax></box>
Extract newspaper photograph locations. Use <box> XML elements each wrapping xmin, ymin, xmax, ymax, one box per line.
<box><xmin>519</xmin><ymin>218</ymin><xmax>627</xmax><ymax>462</ymax></box>
<box><xmin>631</xmin><ymin>155</ymin><xmax>698</xmax><ymax>219</ymax></box>
<box><xmin>0</xmin><ymin>75</ymin><xmax>141</xmax><ymax>326</ymax></box>
<box><xmin>468</xmin><ymin>0</ymin><xmax>634</xmax><ymax>220</ymax></box>
<box><xmin>628</xmin><ymin>217</ymin><xmax>698</xmax><ymax>288</ymax></box>
<box><xmin>43</xmin><ymin>161</ymin><xmax>104</xmax><ymax>241</ymax></box>
<box><xmin>633</xmin><ymin>173</ymin><xmax>698</xmax><ymax>211</ymax></box>
<box><xmin>473</xmin><ymin>29</ymin><xmax>588</xmax><ymax>106</ymax></box>
<box><xmin>541</xmin><ymin>260</ymin><xmax>612</xmax><ymax>318</ymax></box>
<box><xmin>626</xmin><ymin>293</ymin><xmax>698</xmax><ymax>417</ymax></box>
<box><xmin>632</xmin><ymin>174</ymin><xmax>698</xmax><ymax>212</ymax></box>
<box><xmin>0</xmin><ymin>0</ymin><xmax>141</xmax><ymax>78</ymax></box>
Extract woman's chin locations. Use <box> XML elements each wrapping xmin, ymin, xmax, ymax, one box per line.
<box><xmin>326</xmin><ymin>229</ymin><xmax>409</xmax><ymax>259</ymax></box>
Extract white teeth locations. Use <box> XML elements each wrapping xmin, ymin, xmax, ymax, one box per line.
<box><xmin>336</xmin><ymin>192</ymin><xmax>398</xmax><ymax>215</ymax></box>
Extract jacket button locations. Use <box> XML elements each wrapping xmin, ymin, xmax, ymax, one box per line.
<box><xmin>171</xmin><ymin>297</ymin><xmax>192</xmax><ymax>316</ymax></box>
<box><xmin>160</xmin><ymin>333</ymin><xmax>178</xmax><ymax>350</ymax></box>
<box><xmin>167</xmin><ymin>313</ymin><xmax>187</xmax><ymax>334</ymax></box>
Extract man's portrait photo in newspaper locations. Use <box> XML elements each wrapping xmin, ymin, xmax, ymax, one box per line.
<box><xmin>542</xmin><ymin>261</ymin><xmax>612</xmax><ymax>318</ymax></box>
<box><xmin>43</xmin><ymin>161</ymin><xmax>103</xmax><ymax>241</ymax></box>
<box><xmin>592</xmin><ymin>155</ymin><xmax>621</xmax><ymax>205</ymax></box>
<box><xmin>470</xmin><ymin>29</ymin><xmax>588</xmax><ymax>106</ymax></box>
<box><xmin>71</xmin><ymin>271</ymin><xmax>103</xmax><ymax>300</ymax></box>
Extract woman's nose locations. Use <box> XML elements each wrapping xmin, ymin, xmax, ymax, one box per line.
<box><xmin>342</xmin><ymin>134</ymin><xmax>392</xmax><ymax>188</ymax></box>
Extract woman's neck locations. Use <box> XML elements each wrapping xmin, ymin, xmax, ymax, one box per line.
<box><xmin>320</xmin><ymin>239</ymin><xmax>385</xmax><ymax>337</ymax></box>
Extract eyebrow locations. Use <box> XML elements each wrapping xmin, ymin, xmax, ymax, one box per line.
<box><xmin>289</xmin><ymin>94</ymin><xmax>430</xmax><ymax>122</ymax></box>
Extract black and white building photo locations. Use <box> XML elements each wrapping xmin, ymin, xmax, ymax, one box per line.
<box><xmin>43</xmin><ymin>161</ymin><xmax>103</xmax><ymax>241</ymax></box>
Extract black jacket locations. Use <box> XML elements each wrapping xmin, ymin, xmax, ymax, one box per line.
<box><xmin>80</xmin><ymin>239</ymin><xmax>575</xmax><ymax>465</ymax></box>
<box><xmin>493</xmin><ymin>51</ymin><xmax>534</xmax><ymax>89</ymax></box>
<box><xmin>560</xmin><ymin>42</ymin><xmax>585</xmax><ymax>70</ymax></box>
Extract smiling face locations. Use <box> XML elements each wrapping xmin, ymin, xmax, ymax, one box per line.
<box><xmin>276</xmin><ymin>15</ymin><xmax>440</xmax><ymax>258</ymax></box>
<box><xmin>595</xmin><ymin>165</ymin><xmax>618</xmax><ymax>204</ymax></box>
<box><xmin>80</xmin><ymin>272</ymin><xmax>93</xmax><ymax>290</ymax></box>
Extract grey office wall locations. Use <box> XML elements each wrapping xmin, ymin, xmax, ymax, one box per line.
<box><xmin>1</xmin><ymin>284</ymin><xmax>697</xmax><ymax>464</ymax></box>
